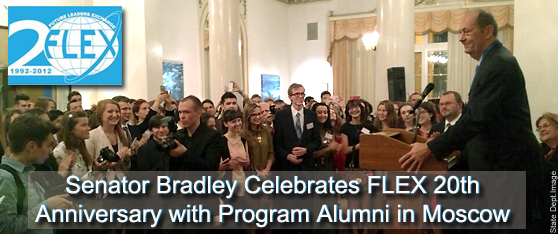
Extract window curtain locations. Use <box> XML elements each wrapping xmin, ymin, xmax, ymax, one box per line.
<box><xmin>329</xmin><ymin>18</ymin><xmax>376</xmax><ymax>101</ymax></box>
<box><xmin>414</xmin><ymin>5</ymin><xmax>514</xmax><ymax>35</ymax></box>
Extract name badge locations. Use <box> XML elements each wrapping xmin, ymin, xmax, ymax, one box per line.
<box><xmin>361</xmin><ymin>128</ymin><xmax>370</xmax><ymax>134</ymax></box>
<box><xmin>325</xmin><ymin>133</ymin><xmax>333</xmax><ymax>140</ymax></box>
<box><xmin>306</xmin><ymin>123</ymin><xmax>314</xmax><ymax>129</ymax></box>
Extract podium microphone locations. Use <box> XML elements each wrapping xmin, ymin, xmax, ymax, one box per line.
<box><xmin>409</xmin><ymin>83</ymin><xmax>435</xmax><ymax>114</ymax></box>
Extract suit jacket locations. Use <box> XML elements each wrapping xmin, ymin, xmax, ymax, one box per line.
<box><xmin>172</xmin><ymin>123</ymin><xmax>226</xmax><ymax>171</ymax></box>
<box><xmin>428</xmin><ymin>40</ymin><xmax>542</xmax><ymax>172</ymax></box>
<box><xmin>273</xmin><ymin>106</ymin><xmax>321</xmax><ymax>171</ymax></box>
<box><xmin>429</xmin><ymin>121</ymin><xmax>446</xmax><ymax>136</ymax></box>
<box><xmin>85</xmin><ymin>126</ymin><xmax>130</xmax><ymax>180</ymax></box>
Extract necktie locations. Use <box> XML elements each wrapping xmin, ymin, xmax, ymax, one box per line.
<box><xmin>295</xmin><ymin>112</ymin><xmax>302</xmax><ymax>140</ymax></box>
<box><xmin>445</xmin><ymin>123</ymin><xmax>453</xmax><ymax>132</ymax></box>
<box><xmin>123</xmin><ymin>125</ymin><xmax>132</xmax><ymax>145</ymax></box>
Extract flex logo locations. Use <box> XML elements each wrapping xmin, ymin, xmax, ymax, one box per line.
<box><xmin>8</xmin><ymin>7</ymin><xmax>122</xmax><ymax>85</ymax></box>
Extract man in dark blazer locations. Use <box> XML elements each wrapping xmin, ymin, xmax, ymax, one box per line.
<box><xmin>273</xmin><ymin>83</ymin><xmax>321</xmax><ymax>171</ymax></box>
<box><xmin>169</xmin><ymin>95</ymin><xmax>226</xmax><ymax>172</ymax></box>
<box><xmin>400</xmin><ymin>9</ymin><xmax>543</xmax><ymax>232</ymax></box>
<box><xmin>429</xmin><ymin>91</ymin><xmax>465</xmax><ymax>170</ymax></box>
<box><xmin>429</xmin><ymin>91</ymin><xmax>463</xmax><ymax>136</ymax></box>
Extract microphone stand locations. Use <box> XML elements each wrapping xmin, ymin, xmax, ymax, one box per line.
<box><xmin>412</xmin><ymin>108</ymin><xmax>421</xmax><ymax>143</ymax></box>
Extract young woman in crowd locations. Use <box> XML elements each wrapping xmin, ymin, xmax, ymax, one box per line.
<box><xmin>373</xmin><ymin>100</ymin><xmax>402</xmax><ymax>131</ymax></box>
<box><xmin>240</xmin><ymin>103</ymin><xmax>273</xmax><ymax>179</ymax></box>
<box><xmin>417</xmin><ymin>102</ymin><xmax>438</xmax><ymax>138</ymax></box>
<box><xmin>53</xmin><ymin>111</ymin><xmax>94</xmax><ymax>179</ymax></box>
<box><xmin>240</xmin><ymin>103</ymin><xmax>274</xmax><ymax>218</ymax></box>
<box><xmin>312</xmin><ymin>103</ymin><xmax>346</xmax><ymax>171</ymax></box>
<box><xmin>219</xmin><ymin>109</ymin><xmax>250</xmax><ymax>208</ymax></box>
<box><xmin>537</xmin><ymin>112</ymin><xmax>558</xmax><ymax>162</ymax></box>
<box><xmin>399</xmin><ymin>102</ymin><xmax>415</xmax><ymax>131</ymax></box>
<box><xmin>86</xmin><ymin>99</ymin><xmax>132</xmax><ymax>175</ymax></box>
<box><xmin>201</xmin><ymin>112</ymin><xmax>218</xmax><ymax>131</ymax></box>
<box><xmin>128</xmin><ymin>92</ymin><xmax>173</xmax><ymax>141</ymax></box>
<box><xmin>341</xmin><ymin>99</ymin><xmax>377</xmax><ymax>168</ymax></box>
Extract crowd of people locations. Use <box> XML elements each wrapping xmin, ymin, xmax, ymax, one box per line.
<box><xmin>0</xmin><ymin>9</ymin><xmax>555</xmax><ymax>234</ymax></box>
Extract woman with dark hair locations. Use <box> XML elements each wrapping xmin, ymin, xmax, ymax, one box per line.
<box><xmin>417</xmin><ymin>102</ymin><xmax>438</xmax><ymax>138</ymax></box>
<box><xmin>128</xmin><ymin>92</ymin><xmax>173</xmax><ymax>142</ymax></box>
<box><xmin>219</xmin><ymin>109</ymin><xmax>250</xmax><ymax>208</ymax></box>
<box><xmin>200</xmin><ymin>112</ymin><xmax>218</xmax><ymax>131</ymax></box>
<box><xmin>373</xmin><ymin>100</ymin><xmax>402</xmax><ymax>131</ymax></box>
<box><xmin>312</xmin><ymin>103</ymin><xmax>346</xmax><ymax>171</ymax></box>
<box><xmin>341</xmin><ymin>99</ymin><xmax>377</xmax><ymax>169</ymax></box>
<box><xmin>53</xmin><ymin>111</ymin><xmax>94</xmax><ymax>178</ymax></box>
<box><xmin>86</xmin><ymin>99</ymin><xmax>131</xmax><ymax>175</ymax></box>
<box><xmin>399</xmin><ymin>102</ymin><xmax>415</xmax><ymax>131</ymax></box>
<box><xmin>536</xmin><ymin>112</ymin><xmax>558</xmax><ymax>162</ymax></box>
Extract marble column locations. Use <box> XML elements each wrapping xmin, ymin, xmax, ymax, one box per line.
<box><xmin>374</xmin><ymin>0</ymin><xmax>415</xmax><ymax>105</ymax></box>
<box><xmin>209</xmin><ymin>0</ymin><xmax>242</xmax><ymax>103</ymax></box>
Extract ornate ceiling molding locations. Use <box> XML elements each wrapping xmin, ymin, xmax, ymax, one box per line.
<box><xmin>276</xmin><ymin>0</ymin><xmax>331</xmax><ymax>4</ymax></box>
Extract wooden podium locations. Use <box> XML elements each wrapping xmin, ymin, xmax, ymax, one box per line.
<box><xmin>359</xmin><ymin>128</ymin><xmax>456</xmax><ymax>171</ymax></box>
<box><xmin>358</xmin><ymin>128</ymin><xmax>456</xmax><ymax>234</ymax></box>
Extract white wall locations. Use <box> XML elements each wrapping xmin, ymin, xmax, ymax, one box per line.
<box><xmin>160</xmin><ymin>0</ymin><xmax>202</xmax><ymax>98</ymax></box>
<box><xmin>246</xmin><ymin>0</ymin><xmax>290</xmax><ymax>99</ymax></box>
<box><xmin>514</xmin><ymin>0</ymin><xmax>558</xmax><ymax>134</ymax></box>
<box><xmin>287</xmin><ymin>0</ymin><xmax>376</xmax><ymax>101</ymax></box>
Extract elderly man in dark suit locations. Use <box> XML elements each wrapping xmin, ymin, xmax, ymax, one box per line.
<box><xmin>400</xmin><ymin>9</ymin><xmax>542</xmax><ymax>232</ymax></box>
<box><xmin>273</xmin><ymin>83</ymin><xmax>321</xmax><ymax>171</ymax></box>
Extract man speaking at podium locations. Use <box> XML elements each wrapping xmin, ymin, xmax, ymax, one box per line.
<box><xmin>399</xmin><ymin>9</ymin><xmax>543</xmax><ymax>233</ymax></box>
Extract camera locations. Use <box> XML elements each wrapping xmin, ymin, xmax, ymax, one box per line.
<box><xmin>97</xmin><ymin>147</ymin><xmax>120</xmax><ymax>163</ymax></box>
<box><xmin>157</xmin><ymin>134</ymin><xmax>178</xmax><ymax>151</ymax></box>
<box><xmin>270</xmin><ymin>105</ymin><xmax>276</xmax><ymax>115</ymax></box>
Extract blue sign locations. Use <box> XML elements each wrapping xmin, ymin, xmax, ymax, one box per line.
<box><xmin>8</xmin><ymin>7</ymin><xmax>123</xmax><ymax>85</ymax></box>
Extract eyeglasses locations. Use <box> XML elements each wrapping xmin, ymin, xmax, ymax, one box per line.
<box><xmin>439</xmin><ymin>102</ymin><xmax>456</xmax><ymax>107</ymax></box>
<box><xmin>537</xmin><ymin>123</ymin><xmax>555</xmax><ymax>132</ymax></box>
<box><xmin>291</xmin><ymin>92</ymin><xmax>305</xmax><ymax>97</ymax></box>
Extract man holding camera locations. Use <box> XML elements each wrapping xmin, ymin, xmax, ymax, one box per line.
<box><xmin>169</xmin><ymin>96</ymin><xmax>226</xmax><ymax>171</ymax></box>
<box><xmin>136</xmin><ymin>115</ymin><xmax>174</xmax><ymax>171</ymax></box>
<box><xmin>0</xmin><ymin>114</ymin><xmax>73</xmax><ymax>233</ymax></box>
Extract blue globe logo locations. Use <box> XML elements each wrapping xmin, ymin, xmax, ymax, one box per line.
<box><xmin>44</xmin><ymin>12</ymin><xmax>122</xmax><ymax>84</ymax></box>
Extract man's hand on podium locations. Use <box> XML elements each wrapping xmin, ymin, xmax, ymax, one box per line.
<box><xmin>399</xmin><ymin>143</ymin><xmax>432</xmax><ymax>173</ymax></box>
